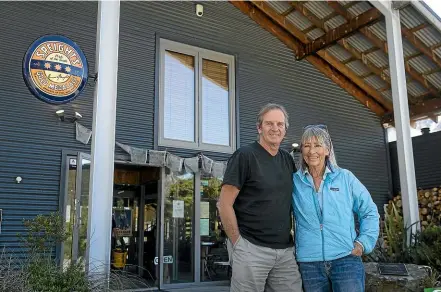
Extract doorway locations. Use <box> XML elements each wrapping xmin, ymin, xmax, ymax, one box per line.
<box><xmin>62</xmin><ymin>154</ymin><xmax>161</xmax><ymax>290</ymax></box>
<box><xmin>111</xmin><ymin>163</ymin><xmax>160</xmax><ymax>289</ymax></box>
<box><xmin>61</xmin><ymin>153</ymin><xmax>230</xmax><ymax>290</ymax></box>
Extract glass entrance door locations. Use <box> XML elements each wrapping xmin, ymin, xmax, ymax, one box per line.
<box><xmin>72</xmin><ymin>152</ymin><xmax>91</xmax><ymax>267</ymax></box>
<box><xmin>161</xmin><ymin>170</ymin><xmax>195</xmax><ymax>285</ymax></box>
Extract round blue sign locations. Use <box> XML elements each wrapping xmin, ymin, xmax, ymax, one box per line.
<box><xmin>22</xmin><ymin>35</ymin><xmax>89</xmax><ymax>104</ymax></box>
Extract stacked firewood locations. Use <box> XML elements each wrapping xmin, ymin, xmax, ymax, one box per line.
<box><xmin>387</xmin><ymin>187</ymin><xmax>441</xmax><ymax>229</ymax></box>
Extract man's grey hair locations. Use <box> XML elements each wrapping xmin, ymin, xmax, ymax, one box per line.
<box><xmin>256</xmin><ymin>103</ymin><xmax>290</xmax><ymax>130</ymax></box>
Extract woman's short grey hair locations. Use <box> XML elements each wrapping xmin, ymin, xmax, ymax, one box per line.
<box><xmin>299</xmin><ymin>125</ymin><xmax>338</xmax><ymax>172</ymax></box>
<box><xmin>256</xmin><ymin>103</ymin><xmax>290</xmax><ymax>130</ymax></box>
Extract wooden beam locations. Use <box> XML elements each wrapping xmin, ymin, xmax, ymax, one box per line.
<box><xmin>410</xmin><ymin>23</ymin><xmax>429</xmax><ymax>33</ymax></box>
<box><xmin>303</xmin><ymin>25</ymin><xmax>317</xmax><ymax>34</ymax></box>
<box><xmin>291</xmin><ymin>1</ymin><xmax>326</xmax><ymax>31</ymax></box>
<box><xmin>307</xmin><ymin>54</ymin><xmax>387</xmax><ymax>116</ymax></box>
<box><xmin>363</xmin><ymin>47</ymin><xmax>380</xmax><ymax>55</ymax></box>
<box><xmin>340</xmin><ymin>39</ymin><xmax>390</xmax><ymax>84</ymax></box>
<box><xmin>343</xmin><ymin>1</ymin><xmax>359</xmax><ymax>10</ymax></box>
<box><xmin>411</xmin><ymin>98</ymin><xmax>441</xmax><ymax>116</ymax></box>
<box><xmin>327</xmin><ymin>0</ymin><xmax>440</xmax><ymax>97</ymax></box>
<box><xmin>382</xmin><ymin>97</ymin><xmax>441</xmax><ymax>123</ymax></box>
<box><xmin>250</xmin><ymin>0</ymin><xmax>309</xmax><ymax>43</ymax></box>
<box><xmin>281</xmin><ymin>6</ymin><xmax>296</xmax><ymax>17</ymax></box>
<box><xmin>299</xmin><ymin>4</ymin><xmax>382</xmax><ymax>56</ymax></box>
<box><xmin>323</xmin><ymin>11</ymin><xmax>339</xmax><ymax>23</ymax></box>
<box><xmin>342</xmin><ymin>56</ymin><xmax>358</xmax><ymax>64</ymax></box>
<box><xmin>404</xmin><ymin>52</ymin><xmax>423</xmax><ymax>62</ymax></box>
<box><xmin>229</xmin><ymin>0</ymin><xmax>386</xmax><ymax>116</ymax></box>
<box><xmin>316</xmin><ymin>49</ymin><xmax>391</xmax><ymax>110</ymax></box>
<box><xmin>402</xmin><ymin>26</ymin><xmax>441</xmax><ymax>68</ymax></box>
<box><xmin>430</xmin><ymin>42</ymin><xmax>441</xmax><ymax>51</ymax></box>
<box><xmin>327</xmin><ymin>1</ymin><xmax>388</xmax><ymax>50</ymax></box>
<box><xmin>290</xmin><ymin>1</ymin><xmax>392</xmax><ymax>110</ymax></box>
<box><xmin>423</xmin><ymin>67</ymin><xmax>441</xmax><ymax>76</ymax></box>
<box><xmin>360</xmin><ymin>71</ymin><xmax>376</xmax><ymax>79</ymax></box>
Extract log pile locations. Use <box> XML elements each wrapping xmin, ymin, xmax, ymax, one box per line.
<box><xmin>386</xmin><ymin>187</ymin><xmax>441</xmax><ymax>229</ymax></box>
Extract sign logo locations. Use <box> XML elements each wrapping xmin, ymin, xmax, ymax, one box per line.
<box><xmin>23</xmin><ymin>35</ymin><xmax>88</xmax><ymax>104</ymax></box>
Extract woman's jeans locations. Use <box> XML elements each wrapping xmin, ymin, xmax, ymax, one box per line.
<box><xmin>298</xmin><ymin>255</ymin><xmax>365</xmax><ymax>292</ymax></box>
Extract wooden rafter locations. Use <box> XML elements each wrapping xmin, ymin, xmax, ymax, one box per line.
<box><xmin>327</xmin><ymin>0</ymin><xmax>440</xmax><ymax>97</ymax></box>
<box><xmin>382</xmin><ymin>97</ymin><xmax>441</xmax><ymax>122</ymax></box>
<box><xmin>296</xmin><ymin>3</ymin><xmax>383</xmax><ymax>57</ymax></box>
<box><xmin>402</xmin><ymin>26</ymin><xmax>441</xmax><ymax>69</ymax></box>
<box><xmin>288</xmin><ymin>1</ymin><xmax>393</xmax><ymax>93</ymax></box>
<box><xmin>410</xmin><ymin>23</ymin><xmax>429</xmax><ymax>33</ymax></box>
<box><xmin>281</xmin><ymin>6</ymin><xmax>296</xmax><ymax>17</ymax></box>
<box><xmin>229</xmin><ymin>0</ymin><xmax>386</xmax><ymax>116</ymax></box>
<box><xmin>289</xmin><ymin>1</ymin><xmax>392</xmax><ymax>110</ymax></box>
<box><xmin>340</xmin><ymin>39</ymin><xmax>390</xmax><ymax>84</ymax></box>
<box><xmin>342</xmin><ymin>56</ymin><xmax>358</xmax><ymax>64</ymax></box>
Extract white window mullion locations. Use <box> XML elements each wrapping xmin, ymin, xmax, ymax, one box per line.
<box><xmin>158</xmin><ymin>38</ymin><xmax>236</xmax><ymax>153</ymax></box>
<box><xmin>197</xmin><ymin>52</ymin><xmax>203</xmax><ymax>148</ymax></box>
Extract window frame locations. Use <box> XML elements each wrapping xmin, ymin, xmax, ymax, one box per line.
<box><xmin>158</xmin><ymin>38</ymin><xmax>236</xmax><ymax>153</ymax></box>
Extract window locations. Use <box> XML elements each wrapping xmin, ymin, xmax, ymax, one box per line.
<box><xmin>158</xmin><ymin>39</ymin><xmax>236</xmax><ymax>153</ymax></box>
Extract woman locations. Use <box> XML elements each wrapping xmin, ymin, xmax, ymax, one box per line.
<box><xmin>292</xmin><ymin>125</ymin><xmax>379</xmax><ymax>292</ymax></box>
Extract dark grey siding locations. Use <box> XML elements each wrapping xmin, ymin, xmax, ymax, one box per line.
<box><xmin>390</xmin><ymin>131</ymin><xmax>441</xmax><ymax>194</ymax></box>
<box><xmin>0</xmin><ymin>1</ymin><xmax>389</xmax><ymax>250</ymax></box>
<box><xmin>0</xmin><ymin>1</ymin><xmax>98</xmax><ymax>252</ymax></box>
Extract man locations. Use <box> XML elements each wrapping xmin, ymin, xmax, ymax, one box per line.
<box><xmin>217</xmin><ymin>103</ymin><xmax>303</xmax><ymax>292</ymax></box>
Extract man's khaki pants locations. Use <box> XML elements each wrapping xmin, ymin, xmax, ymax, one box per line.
<box><xmin>227</xmin><ymin>235</ymin><xmax>303</xmax><ymax>292</ymax></box>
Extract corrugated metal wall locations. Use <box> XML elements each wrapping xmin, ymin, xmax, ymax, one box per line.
<box><xmin>0</xmin><ymin>1</ymin><xmax>390</xmax><ymax>250</ymax></box>
<box><xmin>0</xmin><ymin>1</ymin><xmax>98</xmax><ymax>253</ymax></box>
<box><xmin>390</xmin><ymin>131</ymin><xmax>441</xmax><ymax>194</ymax></box>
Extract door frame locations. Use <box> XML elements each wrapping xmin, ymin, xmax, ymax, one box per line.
<box><xmin>59</xmin><ymin>151</ymin><xmax>229</xmax><ymax>290</ymax></box>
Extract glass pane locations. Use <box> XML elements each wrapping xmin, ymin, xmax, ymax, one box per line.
<box><xmin>200</xmin><ymin>175</ymin><xmax>229</xmax><ymax>282</ymax></box>
<box><xmin>63</xmin><ymin>158</ymin><xmax>77</xmax><ymax>269</ymax></box>
<box><xmin>162</xmin><ymin>171</ymin><xmax>195</xmax><ymax>284</ymax></box>
<box><xmin>202</xmin><ymin>59</ymin><xmax>230</xmax><ymax>146</ymax></box>
<box><xmin>164</xmin><ymin>50</ymin><xmax>195</xmax><ymax>142</ymax></box>
<box><xmin>78</xmin><ymin>158</ymin><xmax>90</xmax><ymax>261</ymax></box>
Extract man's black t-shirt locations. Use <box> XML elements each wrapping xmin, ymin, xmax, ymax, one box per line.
<box><xmin>222</xmin><ymin>141</ymin><xmax>296</xmax><ymax>249</ymax></box>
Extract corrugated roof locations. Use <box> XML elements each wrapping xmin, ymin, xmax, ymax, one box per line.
<box><xmin>338</xmin><ymin>1</ymin><xmax>351</xmax><ymax>7</ymax></box>
<box><xmin>426</xmin><ymin>72</ymin><xmax>441</xmax><ymax>90</ymax></box>
<box><xmin>433</xmin><ymin>47</ymin><xmax>441</xmax><ymax>59</ymax></box>
<box><xmin>347</xmin><ymin>60</ymin><xmax>371</xmax><ymax>77</ymax></box>
<box><xmin>402</xmin><ymin>38</ymin><xmax>421</xmax><ymax>57</ymax></box>
<box><xmin>325</xmin><ymin>15</ymin><xmax>347</xmax><ymax>30</ymax></box>
<box><xmin>347</xmin><ymin>1</ymin><xmax>372</xmax><ymax>17</ymax></box>
<box><xmin>408</xmin><ymin>55</ymin><xmax>439</xmax><ymax>74</ymax></box>
<box><xmin>414</xmin><ymin>26</ymin><xmax>441</xmax><ymax>47</ymax></box>
<box><xmin>368</xmin><ymin>21</ymin><xmax>387</xmax><ymax>41</ymax></box>
<box><xmin>286</xmin><ymin>10</ymin><xmax>313</xmax><ymax>31</ymax></box>
<box><xmin>266</xmin><ymin>1</ymin><xmax>290</xmax><ymax>14</ymax></box>
<box><xmin>304</xmin><ymin>1</ymin><xmax>334</xmax><ymax>20</ymax></box>
<box><xmin>306</xmin><ymin>27</ymin><xmax>325</xmax><ymax>40</ymax></box>
<box><xmin>366</xmin><ymin>50</ymin><xmax>389</xmax><ymax>69</ymax></box>
<box><xmin>382</xmin><ymin>90</ymin><xmax>393</xmax><ymax>101</ymax></box>
<box><xmin>248</xmin><ymin>0</ymin><xmax>441</xmax><ymax>118</ymax></box>
<box><xmin>400</xmin><ymin>6</ymin><xmax>426</xmax><ymax>29</ymax></box>
<box><xmin>407</xmin><ymin>81</ymin><xmax>429</xmax><ymax>97</ymax></box>
<box><xmin>364</xmin><ymin>75</ymin><xmax>388</xmax><ymax>90</ymax></box>
<box><xmin>346</xmin><ymin>33</ymin><xmax>375</xmax><ymax>52</ymax></box>
<box><xmin>326</xmin><ymin>44</ymin><xmax>353</xmax><ymax>62</ymax></box>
